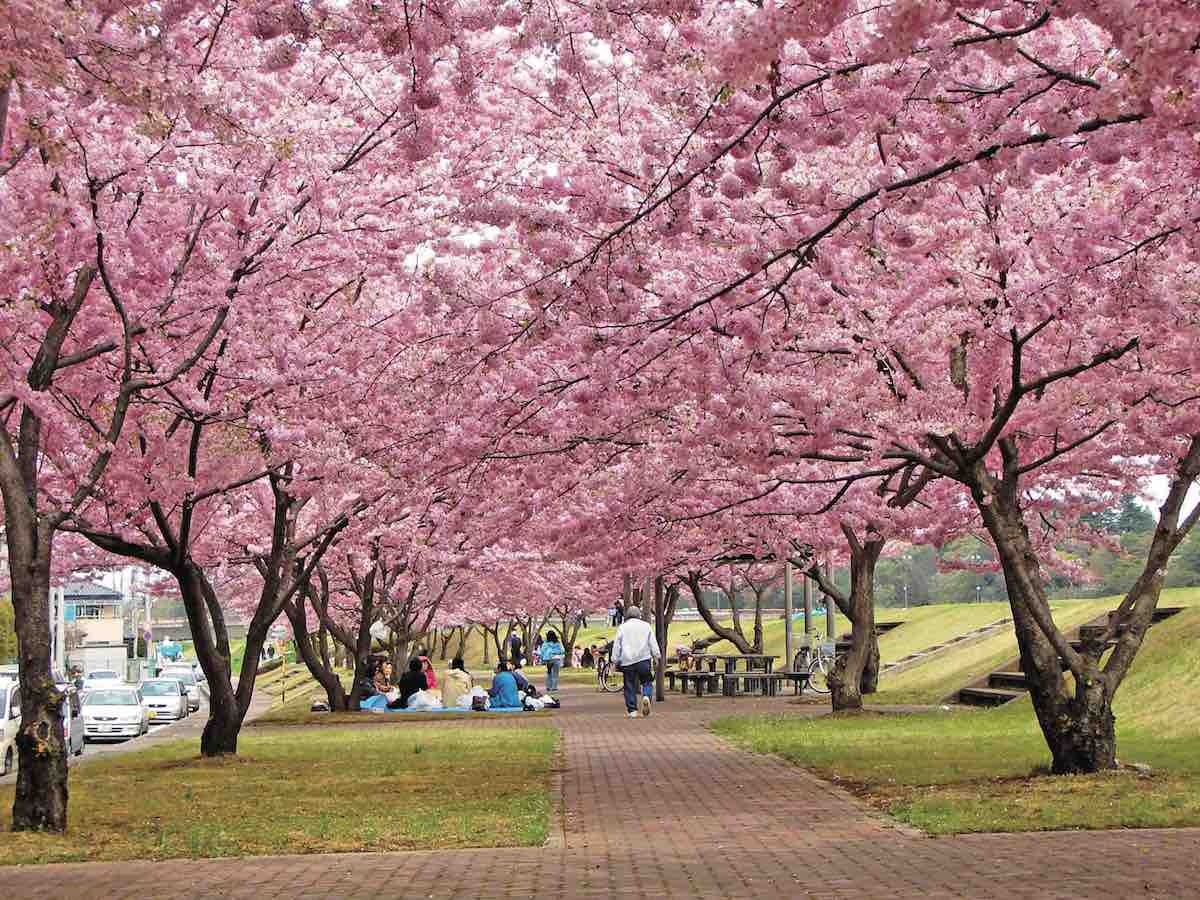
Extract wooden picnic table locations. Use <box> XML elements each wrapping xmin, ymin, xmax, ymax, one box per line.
<box><xmin>689</xmin><ymin>653</ymin><xmax>779</xmax><ymax>675</ymax></box>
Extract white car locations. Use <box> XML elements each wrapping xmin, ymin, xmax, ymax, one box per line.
<box><xmin>59</xmin><ymin>687</ymin><xmax>85</xmax><ymax>759</ymax></box>
<box><xmin>140</xmin><ymin>679</ymin><xmax>189</xmax><ymax>721</ymax></box>
<box><xmin>159</xmin><ymin>667</ymin><xmax>201</xmax><ymax>712</ymax></box>
<box><xmin>84</xmin><ymin>669</ymin><xmax>125</xmax><ymax>690</ymax></box>
<box><xmin>0</xmin><ymin>681</ymin><xmax>20</xmax><ymax>776</ymax></box>
<box><xmin>82</xmin><ymin>688</ymin><xmax>149</xmax><ymax>741</ymax></box>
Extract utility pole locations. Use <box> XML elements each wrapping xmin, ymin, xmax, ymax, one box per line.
<box><xmin>654</xmin><ymin>575</ymin><xmax>666</xmax><ymax>702</ymax></box>
<box><xmin>783</xmin><ymin>563</ymin><xmax>794</xmax><ymax>673</ymax></box>
<box><xmin>803</xmin><ymin>572</ymin><xmax>814</xmax><ymax>639</ymax></box>
<box><xmin>825</xmin><ymin>554</ymin><xmax>836</xmax><ymax>642</ymax></box>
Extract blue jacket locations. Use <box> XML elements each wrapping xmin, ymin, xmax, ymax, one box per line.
<box><xmin>540</xmin><ymin>641</ymin><xmax>565</xmax><ymax>664</ymax></box>
<box><xmin>488</xmin><ymin>671</ymin><xmax>520</xmax><ymax>708</ymax></box>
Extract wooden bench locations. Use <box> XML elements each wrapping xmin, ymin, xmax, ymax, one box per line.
<box><xmin>777</xmin><ymin>672</ymin><xmax>813</xmax><ymax>695</ymax></box>
<box><xmin>678</xmin><ymin>670</ymin><xmax>723</xmax><ymax>697</ymax></box>
<box><xmin>720</xmin><ymin>672</ymin><xmax>791</xmax><ymax>697</ymax></box>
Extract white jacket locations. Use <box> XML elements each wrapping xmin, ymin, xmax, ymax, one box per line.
<box><xmin>611</xmin><ymin>618</ymin><xmax>661</xmax><ymax>667</ymax></box>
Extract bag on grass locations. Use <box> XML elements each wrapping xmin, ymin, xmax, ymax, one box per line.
<box><xmin>408</xmin><ymin>689</ymin><xmax>440</xmax><ymax>710</ymax></box>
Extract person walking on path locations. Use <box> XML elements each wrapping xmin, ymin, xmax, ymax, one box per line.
<box><xmin>611</xmin><ymin>606</ymin><xmax>660</xmax><ymax>718</ymax></box>
<box><xmin>611</xmin><ymin>599</ymin><xmax>625</xmax><ymax>627</ymax></box>
<box><xmin>540</xmin><ymin>630</ymin><xmax>565</xmax><ymax>692</ymax></box>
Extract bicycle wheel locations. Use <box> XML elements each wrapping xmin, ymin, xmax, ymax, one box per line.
<box><xmin>598</xmin><ymin>663</ymin><xmax>616</xmax><ymax>692</ymax></box>
<box><xmin>807</xmin><ymin>656</ymin><xmax>831</xmax><ymax>694</ymax></box>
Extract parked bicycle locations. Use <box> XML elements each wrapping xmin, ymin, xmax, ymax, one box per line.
<box><xmin>793</xmin><ymin>641</ymin><xmax>835</xmax><ymax>694</ymax></box>
<box><xmin>596</xmin><ymin>654</ymin><xmax>617</xmax><ymax>692</ymax></box>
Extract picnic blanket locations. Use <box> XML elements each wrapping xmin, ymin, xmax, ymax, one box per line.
<box><xmin>358</xmin><ymin>694</ymin><xmax>527</xmax><ymax>713</ymax></box>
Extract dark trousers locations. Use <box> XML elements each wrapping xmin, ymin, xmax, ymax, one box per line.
<box><xmin>621</xmin><ymin>659</ymin><xmax>654</xmax><ymax>712</ymax></box>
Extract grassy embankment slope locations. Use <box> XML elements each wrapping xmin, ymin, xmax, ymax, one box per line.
<box><xmin>714</xmin><ymin>588</ymin><xmax>1200</xmax><ymax>833</ymax></box>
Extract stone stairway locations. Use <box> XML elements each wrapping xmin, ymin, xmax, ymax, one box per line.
<box><xmin>881</xmin><ymin>617</ymin><xmax>1013</xmax><ymax>675</ymax></box>
<box><xmin>953</xmin><ymin>606</ymin><xmax>1184</xmax><ymax>707</ymax></box>
<box><xmin>832</xmin><ymin>619</ymin><xmax>903</xmax><ymax>654</ymax></box>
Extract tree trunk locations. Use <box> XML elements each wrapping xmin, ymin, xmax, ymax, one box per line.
<box><xmin>7</xmin><ymin>533</ymin><xmax>69</xmax><ymax>831</ymax></box>
<box><xmin>810</xmin><ymin>528</ymin><xmax>884</xmax><ymax>712</ymax></box>
<box><xmin>861</xmin><ymin>636</ymin><xmax>880</xmax><ymax>694</ymax></box>
<box><xmin>555</xmin><ymin>608</ymin><xmax>583</xmax><ymax>667</ymax></box>
<box><xmin>284</xmin><ymin>598</ymin><xmax>347</xmax><ymax>710</ymax></box>
<box><xmin>686</xmin><ymin>572</ymin><xmax>754</xmax><ymax>653</ymax></box>
<box><xmin>979</xmin><ymin>476</ymin><xmax>1118</xmax><ymax>773</ymax></box>
<box><xmin>726</xmin><ymin>571</ymin><xmax>744</xmax><ymax>636</ymax></box>
<box><xmin>176</xmin><ymin>564</ymin><xmax>239</xmax><ymax>755</ymax></box>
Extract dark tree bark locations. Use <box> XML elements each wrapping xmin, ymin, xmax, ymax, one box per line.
<box><xmin>960</xmin><ymin>434</ymin><xmax>1200</xmax><ymax>772</ymax></box>
<box><xmin>454</xmin><ymin>624</ymin><xmax>471</xmax><ymax>659</ymax></box>
<box><xmin>549</xmin><ymin>605</ymin><xmax>584</xmax><ymax>667</ymax></box>
<box><xmin>806</xmin><ymin>526</ymin><xmax>884</xmax><ymax>712</ymax></box>
<box><xmin>684</xmin><ymin>571</ymin><xmax>755</xmax><ymax>653</ymax></box>
<box><xmin>0</xmin><ymin>250</ymin><xmax>227</xmax><ymax>829</ymax></box>
<box><xmin>651</xmin><ymin>578</ymin><xmax>679</xmax><ymax>701</ymax></box>
<box><xmin>78</xmin><ymin>466</ymin><xmax>351</xmax><ymax>754</ymax></box>
<box><xmin>740</xmin><ymin>569</ymin><xmax>778</xmax><ymax>654</ymax></box>
<box><xmin>284</xmin><ymin>592</ymin><xmax>347</xmax><ymax>711</ymax></box>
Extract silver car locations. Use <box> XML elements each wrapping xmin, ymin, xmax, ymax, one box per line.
<box><xmin>82</xmin><ymin>688</ymin><xmax>149</xmax><ymax>741</ymax></box>
<box><xmin>140</xmin><ymin>679</ymin><xmax>188</xmax><ymax>721</ymax></box>
<box><xmin>159</xmin><ymin>667</ymin><xmax>201</xmax><ymax>712</ymax></box>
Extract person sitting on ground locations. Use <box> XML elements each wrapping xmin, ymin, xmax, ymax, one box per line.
<box><xmin>419</xmin><ymin>656</ymin><xmax>438</xmax><ymax>690</ymax></box>
<box><xmin>580</xmin><ymin>645</ymin><xmax>594</xmax><ymax>668</ymax></box>
<box><xmin>488</xmin><ymin>661</ymin><xmax>520</xmax><ymax>708</ymax></box>
<box><xmin>510</xmin><ymin>661</ymin><xmax>537</xmax><ymax>697</ymax></box>
<box><xmin>372</xmin><ymin>660</ymin><xmax>394</xmax><ymax>696</ymax></box>
<box><xmin>388</xmin><ymin>657</ymin><xmax>428</xmax><ymax>709</ymax></box>
<box><xmin>443</xmin><ymin>657</ymin><xmax>473</xmax><ymax>708</ymax></box>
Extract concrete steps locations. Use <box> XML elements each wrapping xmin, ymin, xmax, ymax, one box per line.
<box><xmin>833</xmin><ymin>619</ymin><xmax>904</xmax><ymax>654</ymax></box>
<box><xmin>951</xmin><ymin>606</ymin><xmax>1184</xmax><ymax>708</ymax></box>
<box><xmin>958</xmin><ymin>686</ymin><xmax>1026</xmax><ymax>707</ymax></box>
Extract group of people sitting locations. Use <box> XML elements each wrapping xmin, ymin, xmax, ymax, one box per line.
<box><xmin>362</xmin><ymin>656</ymin><xmax>474</xmax><ymax>709</ymax></box>
<box><xmin>360</xmin><ymin>654</ymin><xmax>556</xmax><ymax>712</ymax></box>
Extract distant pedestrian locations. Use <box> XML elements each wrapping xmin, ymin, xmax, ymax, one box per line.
<box><xmin>611</xmin><ymin>600</ymin><xmax>625</xmax><ymax>627</ymax></box>
<box><xmin>509</xmin><ymin>631</ymin><xmax>523</xmax><ymax>666</ymax></box>
<box><xmin>611</xmin><ymin>606</ymin><xmax>660</xmax><ymax>718</ymax></box>
<box><xmin>541</xmin><ymin>630</ymin><xmax>565</xmax><ymax>692</ymax></box>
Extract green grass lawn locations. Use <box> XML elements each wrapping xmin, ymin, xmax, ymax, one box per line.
<box><xmin>0</xmin><ymin>726</ymin><xmax>556</xmax><ymax>865</ymax></box>
<box><xmin>713</xmin><ymin>603</ymin><xmax>1200</xmax><ymax>833</ymax></box>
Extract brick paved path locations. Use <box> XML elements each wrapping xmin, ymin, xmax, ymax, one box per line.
<box><xmin>7</xmin><ymin>685</ymin><xmax>1200</xmax><ymax>898</ymax></box>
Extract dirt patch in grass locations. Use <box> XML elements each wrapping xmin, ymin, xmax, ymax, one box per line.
<box><xmin>0</xmin><ymin>725</ymin><xmax>557</xmax><ymax>866</ymax></box>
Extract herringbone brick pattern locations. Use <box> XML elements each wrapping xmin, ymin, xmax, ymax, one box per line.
<box><xmin>6</xmin><ymin>686</ymin><xmax>1200</xmax><ymax>898</ymax></box>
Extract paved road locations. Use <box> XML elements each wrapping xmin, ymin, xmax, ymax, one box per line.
<box><xmin>6</xmin><ymin>686</ymin><xmax>1200</xmax><ymax>898</ymax></box>
<box><xmin>1</xmin><ymin>688</ymin><xmax>212</xmax><ymax>785</ymax></box>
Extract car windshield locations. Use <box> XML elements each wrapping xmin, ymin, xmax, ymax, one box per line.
<box><xmin>88</xmin><ymin>671</ymin><xmax>119</xmax><ymax>680</ymax></box>
<box><xmin>162</xmin><ymin>670</ymin><xmax>195</xmax><ymax>684</ymax></box>
<box><xmin>84</xmin><ymin>690</ymin><xmax>139</xmax><ymax>706</ymax></box>
<box><xmin>141</xmin><ymin>681</ymin><xmax>179</xmax><ymax>696</ymax></box>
